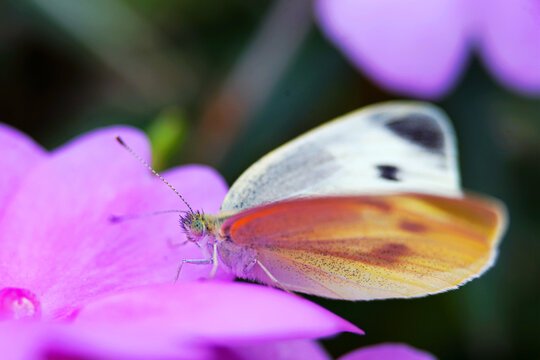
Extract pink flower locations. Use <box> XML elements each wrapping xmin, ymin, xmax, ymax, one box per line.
<box><xmin>0</xmin><ymin>123</ymin><xmax>361</xmax><ymax>359</ymax></box>
<box><xmin>316</xmin><ymin>0</ymin><xmax>540</xmax><ymax>98</ymax></box>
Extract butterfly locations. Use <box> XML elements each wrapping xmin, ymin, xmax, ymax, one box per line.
<box><xmin>118</xmin><ymin>101</ymin><xmax>507</xmax><ymax>300</ymax></box>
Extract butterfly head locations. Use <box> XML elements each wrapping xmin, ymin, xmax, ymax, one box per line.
<box><xmin>180</xmin><ymin>211</ymin><xmax>216</xmax><ymax>243</ymax></box>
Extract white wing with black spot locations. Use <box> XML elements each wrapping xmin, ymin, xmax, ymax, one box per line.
<box><xmin>220</xmin><ymin>101</ymin><xmax>461</xmax><ymax>213</ymax></box>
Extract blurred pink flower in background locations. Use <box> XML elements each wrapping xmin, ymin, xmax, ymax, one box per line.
<box><xmin>316</xmin><ymin>0</ymin><xmax>540</xmax><ymax>98</ymax></box>
<box><xmin>339</xmin><ymin>343</ymin><xmax>436</xmax><ymax>360</ymax></box>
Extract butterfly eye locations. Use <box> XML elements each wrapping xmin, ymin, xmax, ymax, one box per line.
<box><xmin>190</xmin><ymin>219</ymin><xmax>206</xmax><ymax>236</ymax></box>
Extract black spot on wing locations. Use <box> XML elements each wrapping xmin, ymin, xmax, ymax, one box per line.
<box><xmin>376</xmin><ymin>165</ymin><xmax>400</xmax><ymax>181</ymax></box>
<box><xmin>386</xmin><ymin>114</ymin><xmax>444</xmax><ymax>153</ymax></box>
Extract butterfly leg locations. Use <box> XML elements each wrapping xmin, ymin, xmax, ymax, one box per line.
<box><xmin>174</xmin><ymin>258</ymin><xmax>213</xmax><ymax>282</ymax></box>
<box><xmin>256</xmin><ymin>260</ymin><xmax>293</xmax><ymax>294</ymax></box>
<box><xmin>243</xmin><ymin>258</ymin><xmax>257</xmax><ymax>273</ymax></box>
<box><xmin>207</xmin><ymin>243</ymin><xmax>219</xmax><ymax>280</ymax></box>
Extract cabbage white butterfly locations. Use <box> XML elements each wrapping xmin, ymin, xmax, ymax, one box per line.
<box><xmin>118</xmin><ymin>101</ymin><xmax>506</xmax><ymax>300</ymax></box>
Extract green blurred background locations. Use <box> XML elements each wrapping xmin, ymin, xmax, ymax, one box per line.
<box><xmin>2</xmin><ymin>1</ymin><xmax>539</xmax><ymax>359</ymax></box>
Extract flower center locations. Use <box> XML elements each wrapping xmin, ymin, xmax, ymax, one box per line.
<box><xmin>0</xmin><ymin>287</ymin><xmax>41</xmax><ymax>321</ymax></box>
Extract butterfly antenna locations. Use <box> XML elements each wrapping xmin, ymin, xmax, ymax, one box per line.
<box><xmin>115</xmin><ymin>136</ymin><xmax>195</xmax><ymax>214</ymax></box>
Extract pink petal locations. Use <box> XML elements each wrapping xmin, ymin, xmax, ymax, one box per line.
<box><xmin>0</xmin><ymin>321</ymin><xmax>209</xmax><ymax>360</ymax></box>
<box><xmin>0</xmin><ymin>322</ymin><xmax>330</xmax><ymax>360</ymax></box>
<box><xmin>477</xmin><ymin>0</ymin><xmax>540</xmax><ymax>95</ymax></box>
<box><xmin>0</xmin><ymin>126</ymin><xmax>231</xmax><ymax>320</ymax></box>
<box><xmin>338</xmin><ymin>343</ymin><xmax>436</xmax><ymax>360</ymax></box>
<box><xmin>0</xmin><ymin>123</ymin><xmax>46</xmax><ymax>215</ymax></box>
<box><xmin>215</xmin><ymin>339</ymin><xmax>331</xmax><ymax>360</ymax></box>
<box><xmin>0</xmin><ymin>284</ymin><xmax>357</xmax><ymax>359</ymax></box>
<box><xmin>75</xmin><ymin>282</ymin><xmax>363</xmax><ymax>344</ymax></box>
<box><xmin>315</xmin><ymin>0</ymin><xmax>470</xmax><ymax>98</ymax></box>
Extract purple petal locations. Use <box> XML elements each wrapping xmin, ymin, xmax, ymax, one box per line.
<box><xmin>477</xmin><ymin>0</ymin><xmax>540</xmax><ymax>95</ymax></box>
<box><xmin>0</xmin><ymin>123</ymin><xmax>46</xmax><ymax>215</ymax></box>
<box><xmin>75</xmin><ymin>282</ymin><xmax>362</xmax><ymax>344</ymax></box>
<box><xmin>0</xmin><ymin>126</ymin><xmax>231</xmax><ymax>320</ymax></box>
<box><xmin>315</xmin><ymin>0</ymin><xmax>470</xmax><ymax>98</ymax></box>
<box><xmin>338</xmin><ymin>343</ymin><xmax>436</xmax><ymax>360</ymax></box>
<box><xmin>214</xmin><ymin>339</ymin><xmax>331</xmax><ymax>360</ymax></box>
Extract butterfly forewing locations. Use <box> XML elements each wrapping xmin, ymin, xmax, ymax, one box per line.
<box><xmin>221</xmin><ymin>194</ymin><xmax>506</xmax><ymax>300</ymax></box>
<box><xmin>221</xmin><ymin>102</ymin><xmax>460</xmax><ymax>213</ymax></box>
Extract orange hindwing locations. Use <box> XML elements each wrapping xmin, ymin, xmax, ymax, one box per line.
<box><xmin>221</xmin><ymin>194</ymin><xmax>506</xmax><ymax>300</ymax></box>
